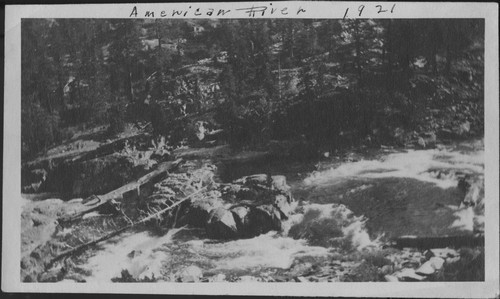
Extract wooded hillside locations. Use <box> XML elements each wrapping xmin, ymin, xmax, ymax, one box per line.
<box><xmin>22</xmin><ymin>19</ymin><xmax>484</xmax><ymax>160</ymax></box>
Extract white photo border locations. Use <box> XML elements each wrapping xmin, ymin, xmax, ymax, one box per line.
<box><xmin>3</xmin><ymin>2</ymin><xmax>499</xmax><ymax>297</ymax></box>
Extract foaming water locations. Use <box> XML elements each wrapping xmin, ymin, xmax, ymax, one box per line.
<box><xmin>75</xmin><ymin>141</ymin><xmax>484</xmax><ymax>282</ymax></box>
<box><xmin>288</xmin><ymin>203</ymin><xmax>379</xmax><ymax>251</ymax></box>
<box><xmin>83</xmin><ymin>229</ymin><xmax>181</xmax><ymax>282</ymax></box>
<box><xmin>449</xmin><ymin>206</ymin><xmax>474</xmax><ymax>231</ymax></box>
<box><xmin>81</xmin><ymin>229</ymin><xmax>332</xmax><ymax>281</ymax></box>
<box><xmin>304</xmin><ymin>148</ymin><xmax>484</xmax><ymax>189</ymax></box>
<box><xmin>301</xmin><ymin>144</ymin><xmax>484</xmax><ymax>239</ymax></box>
<box><xmin>189</xmin><ymin>232</ymin><xmax>330</xmax><ymax>271</ymax></box>
<box><xmin>80</xmin><ymin>202</ymin><xmax>368</xmax><ymax>282</ymax></box>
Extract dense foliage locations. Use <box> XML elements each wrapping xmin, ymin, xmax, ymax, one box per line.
<box><xmin>22</xmin><ymin>19</ymin><xmax>484</xmax><ymax>160</ymax></box>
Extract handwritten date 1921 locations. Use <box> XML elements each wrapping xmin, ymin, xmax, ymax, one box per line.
<box><xmin>343</xmin><ymin>3</ymin><xmax>396</xmax><ymax>19</ymax></box>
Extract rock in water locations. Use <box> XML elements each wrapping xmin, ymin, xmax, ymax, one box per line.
<box><xmin>417</xmin><ymin>137</ymin><xmax>426</xmax><ymax>148</ymax></box>
<box><xmin>425</xmin><ymin>132</ymin><xmax>437</xmax><ymax>147</ymax></box>
<box><xmin>204</xmin><ymin>173</ymin><xmax>295</xmax><ymax>239</ymax></box>
<box><xmin>127</xmin><ymin>250</ymin><xmax>143</xmax><ymax>259</ymax></box>
<box><xmin>429</xmin><ymin>257</ymin><xmax>445</xmax><ymax>270</ymax></box>
<box><xmin>415</xmin><ymin>261</ymin><xmax>435</xmax><ymax>275</ymax></box>
<box><xmin>248</xmin><ymin>204</ymin><xmax>283</xmax><ymax>236</ymax></box>
<box><xmin>178</xmin><ymin>196</ymin><xmax>224</xmax><ymax>228</ymax></box>
<box><xmin>271</xmin><ymin>175</ymin><xmax>290</xmax><ymax>193</ymax></box>
<box><xmin>178</xmin><ymin>266</ymin><xmax>203</xmax><ymax>282</ymax></box>
<box><xmin>206</xmin><ymin>207</ymin><xmax>238</xmax><ymax>239</ymax></box>
<box><xmin>209</xmin><ymin>274</ymin><xmax>226</xmax><ymax>282</ymax></box>
<box><xmin>462</xmin><ymin>179</ymin><xmax>482</xmax><ymax>207</ymax></box>
<box><xmin>234</xmin><ymin>174</ymin><xmax>268</xmax><ymax>186</ymax></box>
<box><xmin>38</xmin><ymin>266</ymin><xmax>66</xmax><ymax>282</ymax></box>
<box><xmin>430</xmin><ymin>248</ymin><xmax>459</xmax><ymax>259</ymax></box>
<box><xmin>294</xmin><ymin>276</ymin><xmax>309</xmax><ymax>282</ymax></box>
<box><xmin>231</xmin><ymin>206</ymin><xmax>252</xmax><ymax>237</ymax></box>
<box><xmin>446</xmin><ymin>256</ymin><xmax>461</xmax><ymax>264</ymax></box>
<box><xmin>395</xmin><ymin>268</ymin><xmax>426</xmax><ymax>281</ymax></box>
<box><xmin>380</xmin><ymin>264</ymin><xmax>393</xmax><ymax>275</ymax></box>
<box><xmin>274</xmin><ymin>194</ymin><xmax>293</xmax><ymax>217</ymax></box>
<box><xmin>384</xmin><ymin>275</ymin><xmax>399</xmax><ymax>282</ymax></box>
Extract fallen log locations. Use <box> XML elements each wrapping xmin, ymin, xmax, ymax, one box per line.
<box><xmin>389</xmin><ymin>234</ymin><xmax>484</xmax><ymax>250</ymax></box>
<box><xmin>69</xmin><ymin>133</ymin><xmax>149</xmax><ymax>164</ymax></box>
<box><xmin>21</xmin><ymin>192</ymin><xmax>63</xmax><ymax>201</ymax></box>
<box><xmin>47</xmin><ymin>186</ymin><xmax>207</xmax><ymax>270</ymax></box>
<box><xmin>57</xmin><ymin>158</ymin><xmax>183</xmax><ymax>225</ymax></box>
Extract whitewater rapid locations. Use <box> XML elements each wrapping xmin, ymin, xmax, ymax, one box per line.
<box><xmin>80</xmin><ymin>141</ymin><xmax>484</xmax><ymax>282</ymax></box>
<box><xmin>304</xmin><ymin>147</ymin><xmax>483</xmax><ymax>189</ymax></box>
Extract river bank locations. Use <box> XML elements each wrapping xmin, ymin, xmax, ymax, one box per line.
<box><xmin>20</xmin><ymin>136</ymin><xmax>484</xmax><ymax>283</ymax></box>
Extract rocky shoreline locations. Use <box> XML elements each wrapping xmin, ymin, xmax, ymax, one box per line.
<box><xmin>21</xmin><ymin>154</ymin><xmax>484</xmax><ymax>282</ymax></box>
<box><xmin>18</xmin><ymin>122</ymin><xmax>485</xmax><ymax>283</ymax></box>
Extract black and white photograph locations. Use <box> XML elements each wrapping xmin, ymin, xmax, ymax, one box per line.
<box><xmin>3</xmin><ymin>2</ymin><xmax>499</xmax><ymax>297</ymax></box>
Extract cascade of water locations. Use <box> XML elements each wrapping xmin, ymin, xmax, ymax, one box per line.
<box><xmin>78</xmin><ymin>141</ymin><xmax>484</xmax><ymax>282</ymax></box>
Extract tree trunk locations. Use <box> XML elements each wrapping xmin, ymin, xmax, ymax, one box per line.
<box><xmin>402</xmin><ymin>22</ymin><xmax>413</xmax><ymax>91</ymax></box>
<box><xmin>125</xmin><ymin>63</ymin><xmax>133</xmax><ymax>103</ymax></box>
<box><xmin>385</xmin><ymin>20</ymin><xmax>394</xmax><ymax>91</ymax></box>
<box><xmin>354</xmin><ymin>21</ymin><xmax>363</xmax><ymax>88</ymax></box>
<box><xmin>404</xmin><ymin>53</ymin><xmax>411</xmax><ymax>88</ymax></box>
<box><xmin>155</xmin><ymin>20</ymin><xmax>162</xmax><ymax>71</ymax></box>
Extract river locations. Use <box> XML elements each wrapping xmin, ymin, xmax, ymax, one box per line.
<box><xmin>76</xmin><ymin>139</ymin><xmax>484</xmax><ymax>282</ymax></box>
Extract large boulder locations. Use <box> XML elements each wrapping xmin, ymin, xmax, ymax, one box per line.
<box><xmin>205</xmin><ymin>203</ymin><xmax>285</xmax><ymax>239</ymax></box>
<box><xmin>234</xmin><ymin>174</ymin><xmax>268</xmax><ymax>186</ymax></box>
<box><xmin>215</xmin><ymin>174</ymin><xmax>296</xmax><ymax>238</ymax></box>
<box><xmin>177</xmin><ymin>195</ymin><xmax>224</xmax><ymax>228</ymax></box>
<box><xmin>230</xmin><ymin>206</ymin><xmax>252</xmax><ymax>237</ymax></box>
<box><xmin>176</xmin><ymin>172</ymin><xmax>296</xmax><ymax>240</ymax></box>
<box><xmin>206</xmin><ymin>207</ymin><xmax>238</xmax><ymax>239</ymax></box>
<box><xmin>145</xmin><ymin>164</ymin><xmax>221</xmax><ymax>228</ymax></box>
<box><xmin>229</xmin><ymin>204</ymin><xmax>288</xmax><ymax>238</ymax></box>
<box><xmin>271</xmin><ymin>175</ymin><xmax>290</xmax><ymax>193</ymax></box>
<box><xmin>226</xmin><ymin>174</ymin><xmax>294</xmax><ymax>208</ymax></box>
<box><xmin>416</xmin><ymin>132</ymin><xmax>437</xmax><ymax>149</ymax></box>
<box><xmin>227</xmin><ymin>174</ymin><xmax>275</xmax><ymax>204</ymax></box>
<box><xmin>274</xmin><ymin>194</ymin><xmax>293</xmax><ymax>218</ymax></box>
<box><xmin>247</xmin><ymin>204</ymin><xmax>283</xmax><ymax>236</ymax></box>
